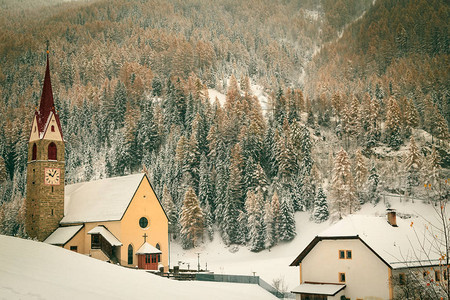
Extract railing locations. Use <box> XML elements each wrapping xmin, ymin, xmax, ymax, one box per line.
<box><xmin>195</xmin><ymin>273</ymin><xmax>285</xmax><ymax>298</ymax></box>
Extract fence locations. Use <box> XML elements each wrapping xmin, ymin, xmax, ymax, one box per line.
<box><xmin>195</xmin><ymin>273</ymin><xmax>286</xmax><ymax>298</ymax></box>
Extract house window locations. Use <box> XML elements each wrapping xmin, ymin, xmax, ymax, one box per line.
<box><xmin>139</xmin><ymin>217</ymin><xmax>149</xmax><ymax>228</ymax></box>
<box><xmin>423</xmin><ymin>271</ymin><xmax>428</xmax><ymax>278</ymax></box>
<box><xmin>128</xmin><ymin>244</ymin><xmax>133</xmax><ymax>265</ymax></box>
<box><xmin>399</xmin><ymin>273</ymin><xmax>406</xmax><ymax>285</ymax></box>
<box><xmin>435</xmin><ymin>270</ymin><xmax>441</xmax><ymax>282</ymax></box>
<box><xmin>70</xmin><ymin>246</ymin><xmax>78</xmax><ymax>252</ymax></box>
<box><xmin>339</xmin><ymin>272</ymin><xmax>346</xmax><ymax>283</ymax></box>
<box><xmin>145</xmin><ymin>254</ymin><xmax>151</xmax><ymax>263</ymax></box>
<box><xmin>444</xmin><ymin>270</ymin><xmax>448</xmax><ymax>281</ymax></box>
<box><xmin>32</xmin><ymin>143</ymin><xmax>37</xmax><ymax>160</ymax></box>
<box><xmin>48</xmin><ymin>142</ymin><xmax>57</xmax><ymax>160</ymax></box>
<box><xmin>91</xmin><ymin>234</ymin><xmax>100</xmax><ymax>249</ymax></box>
<box><xmin>51</xmin><ymin>125</ymin><xmax>55</xmax><ymax>132</ymax></box>
<box><xmin>51</xmin><ymin>209</ymin><xmax>54</xmax><ymax>216</ymax></box>
<box><xmin>339</xmin><ymin>250</ymin><xmax>345</xmax><ymax>259</ymax></box>
<box><xmin>346</xmin><ymin>250</ymin><xmax>352</xmax><ymax>259</ymax></box>
<box><xmin>152</xmin><ymin>255</ymin><xmax>157</xmax><ymax>263</ymax></box>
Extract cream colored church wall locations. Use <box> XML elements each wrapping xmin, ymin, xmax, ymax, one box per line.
<box><xmin>120</xmin><ymin>177</ymin><xmax>169</xmax><ymax>271</ymax></box>
<box><xmin>63</xmin><ymin>227</ymin><xmax>86</xmax><ymax>254</ymax></box>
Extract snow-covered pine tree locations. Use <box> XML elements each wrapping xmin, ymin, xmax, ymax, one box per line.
<box><xmin>405</xmin><ymin>136</ymin><xmax>421</xmax><ymax>196</ymax></box>
<box><xmin>278</xmin><ymin>190</ymin><xmax>296</xmax><ymax>242</ymax></box>
<box><xmin>313</xmin><ymin>187</ymin><xmax>329</xmax><ymax>223</ymax></box>
<box><xmin>198</xmin><ymin>154</ymin><xmax>214</xmax><ymax>212</ymax></box>
<box><xmin>180</xmin><ymin>187</ymin><xmax>204</xmax><ymax>249</ymax></box>
<box><xmin>246</xmin><ymin>190</ymin><xmax>265</xmax><ymax>251</ymax></box>
<box><xmin>162</xmin><ymin>185</ymin><xmax>179</xmax><ymax>240</ymax></box>
<box><xmin>203</xmin><ymin>202</ymin><xmax>214</xmax><ymax>241</ymax></box>
<box><xmin>264</xmin><ymin>197</ymin><xmax>275</xmax><ymax>248</ymax></box>
<box><xmin>353</xmin><ymin>149</ymin><xmax>368</xmax><ymax>203</ymax></box>
<box><xmin>384</xmin><ymin>97</ymin><xmax>403</xmax><ymax>150</ymax></box>
<box><xmin>367</xmin><ymin>162</ymin><xmax>381</xmax><ymax>204</ymax></box>
<box><xmin>330</xmin><ymin>148</ymin><xmax>359</xmax><ymax>219</ymax></box>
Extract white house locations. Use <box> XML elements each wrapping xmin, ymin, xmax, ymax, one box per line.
<box><xmin>290</xmin><ymin>210</ymin><xmax>448</xmax><ymax>300</ymax></box>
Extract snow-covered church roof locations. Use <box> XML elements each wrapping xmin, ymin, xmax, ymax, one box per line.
<box><xmin>44</xmin><ymin>225</ymin><xmax>83</xmax><ymax>245</ymax></box>
<box><xmin>136</xmin><ymin>242</ymin><xmax>162</xmax><ymax>255</ymax></box>
<box><xmin>61</xmin><ymin>173</ymin><xmax>146</xmax><ymax>224</ymax></box>
<box><xmin>291</xmin><ymin>214</ymin><xmax>445</xmax><ymax>269</ymax></box>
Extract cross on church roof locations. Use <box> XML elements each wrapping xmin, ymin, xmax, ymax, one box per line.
<box><xmin>143</xmin><ymin>233</ymin><xmax>148</xmax><ymax>243</ymax></box>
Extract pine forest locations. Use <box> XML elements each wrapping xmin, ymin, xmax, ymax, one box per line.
<box><xmin>0</xmin><ymin>0</ymin><xmax>448</xmax><ymax>251</ymax></box>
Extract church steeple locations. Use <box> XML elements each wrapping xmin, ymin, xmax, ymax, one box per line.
<box><xmin>33</xmin><ymin>46</ymin><xmax>63</xmax><ymax>140</ymax></box>
<box><xmin>26</xmin><ymin>45</ymin><xmax>65</xmax><ymax>241</ymax></box>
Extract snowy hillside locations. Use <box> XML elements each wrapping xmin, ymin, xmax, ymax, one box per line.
<box><xmin>171</xmin><ymin>196</ymin><xmax>445</xmax><ymax>291</ymax></box>
<box><xmin>0</xmin><ymin>235</ymin><xmax>277</xmax><ymax>300</ymax></box>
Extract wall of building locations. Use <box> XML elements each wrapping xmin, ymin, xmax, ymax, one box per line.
<box><xmin>301</xmin><ymin>239</ymin><xmax>390</xmax><ymax>300</ymax></box>
<box><xmin>63</xmin><ymin>227</ymin><xmax>86</xmax><ymax>254</ymax></box>
<box><xmin>120</xmin><ymin>177</ymin><xmax>169</xmax><ymax>271</ymax></box>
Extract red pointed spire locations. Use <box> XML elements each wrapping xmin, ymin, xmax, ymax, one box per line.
<box><xmin>35</xmin><ymin>48</ymin><xmax>63</xmax><ymax>139</ymax></box>
<box><xmin>38</xmin><ymin>51</ymin><xmax>54</xmax><ymax>125</ymax></box>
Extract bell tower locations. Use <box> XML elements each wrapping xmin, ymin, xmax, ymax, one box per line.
<box><xmin>25</xmin><ymin>48</ymin><xmax>65</xmax><ymax>241</ymax></box>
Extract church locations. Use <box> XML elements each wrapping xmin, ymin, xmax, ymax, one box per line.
<box><xmin>25</xmin><ymin>50</ymin><xmax>169</xmax><ymax>271</ymax></box>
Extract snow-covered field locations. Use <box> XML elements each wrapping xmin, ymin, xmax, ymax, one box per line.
<box><xmin>0</xmin><ymin>235</ymin><xmax>277</xmax><ymax>300</ymax></box>
<box><xmin>171</xmin><ymin>196</ymin><xmax>443</xmax><ymax>292</ymax></box>
<box><xmin>0</xmin><ymin>197</ymin><xmax>441</xmax><ymax>299</ymax></box>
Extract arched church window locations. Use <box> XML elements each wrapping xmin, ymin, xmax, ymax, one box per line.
<box><xmin>48</xmin><ymin>142</ymin><xmax>57</xmax><ymax>160</ymax></box>
<box><xmin>156</xmin><ymin>244</ymin><xmax>161</xmax><ymax>262</ymax></box>
<box><xmin>128</xmin><ymin>244</ymin><xmax>133</xmax><ymax>265</ymax></box>
<box><xmin>32</xmin><ymin>143</ymin><xmax>37</xmax><ymax>160</ymax></box>
<box><xmin>51</xmin><ymin>125</ymin><xmax>55</xmax><ymax>132</ymax></box>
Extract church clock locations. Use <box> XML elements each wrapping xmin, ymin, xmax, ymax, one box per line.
<box><xmin>45</xmin><ymin>168</ymin><xmax>60</xmax><ymax>185</ymax></box>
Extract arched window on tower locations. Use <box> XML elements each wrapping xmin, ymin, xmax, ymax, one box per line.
<box><xmin>51</xmin><ymin>125</ymin><xmax>55</xmax><ymax>132</ymax></box>
<box><xmin>32</xmin><ymin>143</ymin><xmax>37</xmax><ymax>160</ymax></box>
<box><xmin>48</xmin><ymin>142</ymin><xmax>57</xmax><ymax>160</ymax></box>
<box><xmin>128</xmin><ymin>244</ymin><xmax>133</xmax><ymax>265</ymax></box>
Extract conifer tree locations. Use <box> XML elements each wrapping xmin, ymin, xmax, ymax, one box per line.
<box><xmin>162</xmin><ymin>185</ymin><xmax>179</xmax><ymax>240</ymax></box>
<box><xmin>246</xmin><ymin>190</ymin><xmax>265</xmax><ymax>251</ymax></box>
<box><xmin>264</xmin><ymin>198</ymin><xmax>275</xmax><ymax>248</ymax></box>
<box><xmin>354</xmin><ymin>149</ymin><xmax>368</xmax><ymax>203</ymax></box>
<box><xmin>180</xmin><ymin>187</ymin><xmax>204</xmax><ymax>249</ymax></box>
<box><xmin>203</xmin><ymin>202</ymin><xmax>214</xmax><ymax>241</ymax></box>
<box><xmin>367</xmin><ymin>162</ymin><xmax>381</xmax><ymax>204</ymax></box>
<box><xmin>405</xmin><ymin>136</ymin><xmax>421</xmax><ymax>195</ymax></box>
<box><xmin>198</xmin><ymin>154</ymin><xmax>214</xmax><ymax>210</ymax></box>
<box><xmin>278</xmin><ymin>190</ymin><xmax>296</xmax><ymax>242</ymax></box>
<box><xmin>331</xmin><ymin>148</ymin><xmax>359</xmax><ymax>219</ymax></box>
<box><xmin>313</xmin><ymin>187</ymin><xmax>329</xmax><ymax>223</ymax></box>
<box><xmin>422</xmin><ymin>146</ymin><xmax>442</xmax><ymax>199</ymax></box>
<box><xmin>385</xmin><ymin>97</ymin><xmax>403</xmax><ymax>150</ymax></box>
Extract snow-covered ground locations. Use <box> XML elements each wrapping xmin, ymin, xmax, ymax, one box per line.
<box><xmin>171</xmin><ymin>196</ymin><xmax>443</xmax><ymax>292</ymax></box>
<box><xmin>0</xmin><ymin>235</ymin><xmax>277</xmax><ymax>300</ymax></box>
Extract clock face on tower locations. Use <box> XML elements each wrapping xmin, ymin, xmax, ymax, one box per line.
<box><xmin>44</xmin><ymin>168</ymin><xmax>60</xmax><ymax>185</ymax></box>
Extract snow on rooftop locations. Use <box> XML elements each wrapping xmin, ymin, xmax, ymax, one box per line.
<box><xmin>87</xmin><ymin>226</ymin><xmax>122</xmax><ymax>246</ymax></box>
<box><xmin>0</xmin><ymin>235</ymin><xmax>277</xmax><ymax>300</ymax></box>
<box><xmin>291</xmin><ymin>283</ymin><xmax>345</xmax><ymax>295</ymax></box>
<box><xmin>44</xmin><ymin>225</ymin><xmax>83</xmax><ymax>245</ymax></box>
<box><xmin>318</xmin><ymin>214</ymin><xmax>445</xmax><ymax>268</ymax></box>
<box><xmin>62</xmin><ymin>173</ymin><xmax>145</xmax><ymax>224</ymax></box>
<box><xmin>136</xmin><ymin>242</ymin><xmax>162</xmax><ymax>254</ymax></box>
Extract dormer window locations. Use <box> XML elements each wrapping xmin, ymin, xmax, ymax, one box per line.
<box><xmin>51</xmin><ymin>125</ymin><xmax>55</xmax><ymax>132</ymax></box>
<box><xmin>32</xmin><ymin>143</ymin><xmax>37</xmax><ymax>160</ymax></box>
<box><xmin>48</xmin><ymin>142</ymin><xmax>57</xmax><ymax>160</ymax></box>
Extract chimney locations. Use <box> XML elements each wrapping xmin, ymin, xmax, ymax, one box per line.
<box><xmin>386</xmin><ymin>209</ymin><xmax>398</xmax><ymax>227</ymax></box>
